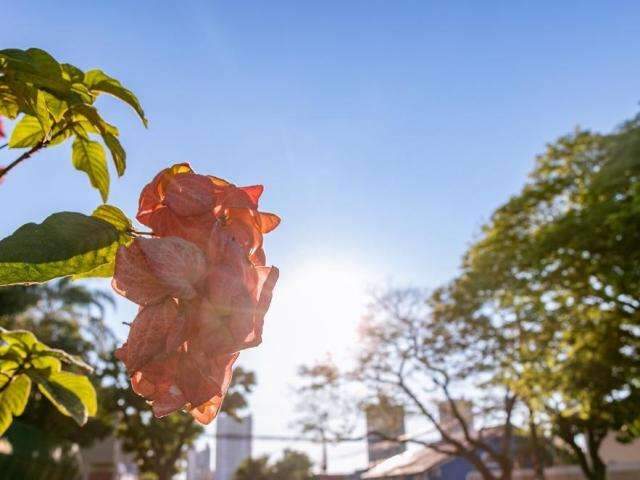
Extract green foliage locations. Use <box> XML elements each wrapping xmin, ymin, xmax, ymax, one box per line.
<box><xmin>233</xmin><ymin>450</ymin><xmax>314</xmax><ymax>480</ymax></box>
<box><xmin>8</xmin><ymin>115</ymin><xmax>44</xmax><ymax>147</ymax></box>
<box><xmin>0</xmin><ymin>327</ymin><xmax>96</xmax><ymax>436</ymax></box>
<box><xmin>0</xmin><ymin>209</ymin><xmax>132</xmax><ymax>285</ymax></box>
<box><xmin>0</xmin><ymin>280</ymin><xmax>118</xmax><ymax>477</ymax></box>
<box><xmin>0</xmin><ymin>47</ymin><xmax>144</xmax><ymax>458</ymax></box>
<box><xmin>233</xmin><ymin>455</ymin><xmax>272</xmax><ymax>480</ymax></box>
<box><xmin>91</xmin><ymin>204</ymin><xmax>132</xmax><ymax>232</ymax></box>
<box><xmin>270</xmin><ymin>449</ymin><xmax>315</xmax><ymax>480</ymax></box>
<box><xmin>430</xmin><ymin>116</ymin><xmax>640</xmax><ymax>480</ymax></box>
<box><xmin>0</xmin><ymin>374</ymin><xmax>31</xmax><ymax>437</ymax></box>
<box><xmin>71</xmin><ymin>137</ymin><xmax>109</xmax><ymax>202</ymax></box>
<box><xmin>33</xmin><ymin>371</ymin><xmax>97</xmax><ymax>426</ymax></box>
<box><xmin>0</xmin><ymin>47</ymin><xmax>146</xmax><ymax>200</ymax></box>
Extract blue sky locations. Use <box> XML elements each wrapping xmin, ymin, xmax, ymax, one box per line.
<box><xmin>2</xmin><ymin>0</ymin><xmax>640</xmax><ymax>473</ymax></box>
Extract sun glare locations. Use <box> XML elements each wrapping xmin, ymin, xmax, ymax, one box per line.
<box><xmin>280</xmin><ymin>258</ymin><xmax>371</xmax><ymax>360</ymax></box>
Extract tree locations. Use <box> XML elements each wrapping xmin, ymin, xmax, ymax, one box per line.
<box><xmin>0</xmin><ymin>279</ymin><xmax>117</xmax><ymax>476</ymax></box>
<box><xmin>355</xmin><ymin>287</ymin><xmax>520</xmax><ymax>480</ymax></box>
<box><xmin>294</xmin><ymin>357</ymin><xmax>355</xmax><ymax>473</ymax></box>
<box><xmin>233</xmin><ymin>450</ymin><xmax>314</xmax><ymax>480</ymax></box>
<box><xmin>434</xmin><ymin>117</ymin><xmax>640</xmax><ymax>480</ymax></box>
<box><xmin>270</xmin><ymin>449</ymin><xmax>314</xmax><ymax>480</ymax></box>
<box><xmin>233</xmin><ymin>455</ymin><xmax>272</xmax><ymax>480</ymax></box>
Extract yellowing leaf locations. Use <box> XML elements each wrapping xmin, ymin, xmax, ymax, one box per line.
<box><xmin>0</xmin><ymin>374</ymin><xmax>31</xmax><ymax>436</ymax></box>
<box><xmin>8</xmin><ymin>115</ymin><xmax>43</xmax><ymax>148</ymax></box>
<box><xmin>72</xmin><ymin>137</ymin><xmax>109</xmax><ymax>202</ymax></box>
<box><xmin>34</xmin><ymin>371</ymin><xmax>97</xmax><ymax>426</ymax></box>
<box><xmin>92</xmin><ymin>204</ymin><xmax>132</xmax><ymax>232</ymax></box>
<box><xmin>102</xmin><ymin>133</ymin><xmax>126</xmax><ymax>176</ymax></box>
<box><xmin>84</xmin><ymin>69</ymin><xmax>147</xmax><ymax>127</ymax></box>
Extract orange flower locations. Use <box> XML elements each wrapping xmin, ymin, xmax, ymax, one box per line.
<box><xmin>136</xmin><ymin>163</ymin><xmax>280</xmax><ymax>261</ymax></box>
<box><xmin>114</xmin><ymin>164</ymin><xmax>280</xmax><ymax>425</ymax></box>
<box><xmin>114</xmin><ymin>299</ymin><xmax>186</xmax><ymax>373</ymax></box>
<box><xmin>112</xmin><ymin>237</ymin><xmax>207</xmax><ymax>305</ymax></box>
<box><xmin>130</xmin><ymin>349</ymin><xmax>237</xmax><ymax>421</ymax></box>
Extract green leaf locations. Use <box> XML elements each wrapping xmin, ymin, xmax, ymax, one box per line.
<box><xmin>33</xmin><ymin>90</ymin><xmax>52</xmax><ymax>134</ymax></box>
<box><xmin>0</xmin><ymin>48</ymin><xmax>70</xmax><ymax>96</ymax></box>
<box><xmin>61</xmin><ymin>63</ymin><xmax>84</xmax><ymax>83</ymax></box>
<box><xmin>72</xmin><ymin>137</ymin><xmax>109</xmax><ymax>202</ymax></box>
<box><xmin>103</xmin><ymin>133</ymin><xmax>126</xmax><ymax>176</ymax></box>
<box><xmin>42</xmin><ymin>91</ymin><xmax>68</xmax><ymax>122</ymax></box>
<box><xmin>0</xmin><ymin>84</ymin><xmax>19</xmax><ymax>118</ymax></box>
<box><xmin>34</xmin><ymin>347</ymin><xmax>92</xmax><ymax>373</ymax></box>
<box><xmin>0</xmin><ymin>329</ymin><xmax>37</xmax><ymax>350</ymax></box>
<box><xmin>33</xmin><ymin>371</ymin><xmax>97</xmax><ymax>426</ymax></box>
<box><xmin>0</xmin><ymin>211</ymin><xmax>126</xmax><ymax>285</ymax></box>
<box><xmin>70</xmin><ymin>260</ymin><xmax>115</xmax><ymax>280</ymax></box>
<box><xmin>29</xmin><ymin>353</ymin><xmax>62</xmax><ymax>375</ymax></box>
<box><xmin>92</xmin><ymin>204</ymin><xmax>131</xmax><ymax>232</ymax></box>
<box><xmin>0</xmin><ymin>348</ymin><xmax>23</xmax><ymax>369</ymax></box>
<box><xmin>0</xmin><ymin>374</ymin><xmax>31</xmax><ymax>436</ymax></box>
<box><xmin>84</xmin><ymin>69</ymin><xmax>147</xmax><ymax>126</ymax></box>
<box><xmin>72</xmin><ymin>118</ymin><xmax>118</xmax><ymax>138</ymax></box>
<box><xmin>70</xmin><ymin>104</ymin><xmax>118</xmax><ymax>140</ymax></box>
<box><xmin>8</xmin><ymin>115</ymin><xmax>44</xmax><ymax>148</ymax></box>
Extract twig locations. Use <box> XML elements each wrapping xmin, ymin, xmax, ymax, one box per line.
<box><xmin>0</xmin><ymin>128</ymin><xmax>68</xmax><ymax>180</ymax></box>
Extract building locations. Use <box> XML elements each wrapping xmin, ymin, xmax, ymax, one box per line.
<box><xmin>215</xmin><ymin>413</ymin><xmax>252</xmax><ymax>480</ymax></box>
<box><xmin>365</xmin><ymin>397</ymin><xmax>407</xmax><ymax>466</ymax></box>
<box><xmin>187</xmin><ymin>443</ymin><xmax>213</xmax><ymax>480</ymax></box>
<box><xmin>361</xmin><ymin>444</ymin><xmax>474</xmax><ymax>480</ymax></box>
<box><xmin>362</xmin><ymin>429</ymin><xmax>640</xmax><ymax>480</ymax></box>
<box><xmin>437</xmin><ymin>400</ymin><xmax>474</xmax><ymax>438</ymax></box>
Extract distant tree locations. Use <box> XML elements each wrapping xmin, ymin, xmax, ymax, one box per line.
<box><xmin>233</xmin><ymin>455</ymin><xmax>272</xmax><ymax>480</ymax></box>
<box><xmin>270</xmin><ymin>449</ymin><xmax>314</xmax><ymax>480</ymax></box>
<box><xmin>293</xmin><ymin>357</ymin><xmax>355</xmax><ymax>473</ymax></box>
<box><xmin>233</xmin><ymin>449</ymin><xmax>314</xmax><ymax>480</ymax></box>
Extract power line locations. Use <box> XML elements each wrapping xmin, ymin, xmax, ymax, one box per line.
<box><xmin>203</xmin><ymin>432</ymin><xmax>365</xmax><ymax>444</ymax></box>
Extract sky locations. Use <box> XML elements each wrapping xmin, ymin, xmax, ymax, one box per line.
<box><xmin>2</xmin><ymin>0</ymin><xmax>640</xmax><ymax>474</ymax></box>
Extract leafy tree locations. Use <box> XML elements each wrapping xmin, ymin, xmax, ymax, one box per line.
<box><xmin>233</xmin><ymin>455</ymin><xmax>272</xmax><ymax>480</ymax></box>
<box><xmin>434</xmin><ymin>117</ymin><xmax>640</xmax><ymax>480</ymax></box>
<box><xmin>270</xmin><ymin>449</ymin><xmax>314</xmax><ymax>480</ymax></box>
<box><xmin>0</xmin><ymin>280</ymin><xmax>117</xmax><ymax>477</ymax></box>
<box><xmin>233</xmin><ymin>450</ymin><xmax>314</xmax><ymax>480</ymax></box>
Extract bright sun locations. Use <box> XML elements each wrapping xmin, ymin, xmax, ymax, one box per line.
<box><xmin>277</xmin><ymin>258</ymin><xmax>371</xmax><ymax>361</ymax></box>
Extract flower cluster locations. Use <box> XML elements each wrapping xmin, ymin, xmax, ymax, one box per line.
<box><xmin>113</xmin><ymin>164</ymin><xmax>279</xmax><ymax>424</ymax></box>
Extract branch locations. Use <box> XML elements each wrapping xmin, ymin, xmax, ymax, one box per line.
<box><xmin>0</xmin><ymin>127</ymin><xmax>68</xmax><ymax>180</ymax></box>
